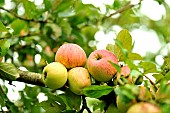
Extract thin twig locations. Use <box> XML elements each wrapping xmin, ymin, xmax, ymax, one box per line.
<box><xmin>144</xmin><ymin>75</ymin><xmax>158</xmax><ymax>90</ymax></box>
<box><xmin>0</xmin><ymin>7</ymin><xmax>47</xmax><ymax>23</ymax></box>
<box><xmin>102</xmin><ymin>1</ymin><xmax>141</xmax><ymax>21</ymax></box>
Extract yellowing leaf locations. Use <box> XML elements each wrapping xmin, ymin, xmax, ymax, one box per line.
<box><xmin>113</xmin><ymin>29</ymin><xmax>132</xmax><ymax>61</ymax></box>
<box><xmin>116</xmin><ymin>29</ymin><xmax>132</xmax><ymax>52</ymax></box>
<box><xmin>128</xmin><ymin>53</ymin><xmax>143</xmax><ymax>60</ymax></box>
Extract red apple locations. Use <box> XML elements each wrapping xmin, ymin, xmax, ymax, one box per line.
<box><xmin>127</xmin><ymin>102</ymin><xmax>161</xmax><ymax>113</ymax></box>
<box><xmin>55</xmin><ymin>43</ymin><xmax>87</xmax><ymax>69</ymax></box>
<box><xmin>68</xmin><ymin>67</ymin><xmax>91</xmax><ymax>95</ymax></box>
<box><xmin>120</xmin><ymin>65</ymin><xmax>131</xmax><ymax>77</ymax></box>
<box><xmin>87</xmin><ymin>50</ymin><xmax>118</xmax><ymax>82</ymax></box>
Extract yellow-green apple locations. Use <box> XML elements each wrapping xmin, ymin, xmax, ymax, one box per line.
<box><xmin>87</xmin><ymin>50</ymin><xmax>118</xmax><ymax>82</ymax></box>
<box><xmin>68</xmin><ymin>67</ymin><xmax>91</xmax><ymax>95</ymax></box>
<box><xmin>55</xmin><ymin>43</ymin><xmax>86</xmax><ymax>69</ymax></box>
<box><xmin>127</xmin><ymin>102</ymin><xmax>161</xmax><ymax>113</ymax></box>
<box><xmin>42</xmin><ymin>62</ymin><xmax>68</xmax><ymax>89</ymax></box>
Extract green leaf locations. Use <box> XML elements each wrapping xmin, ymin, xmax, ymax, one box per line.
<box><xmin>45</xmin><ymin>107</ymin><xmax>61</xmax><ymax>113</ymax></box>
<box><xmin>164</xmin><ymin>57</ymin><xmax>170</xmax><ymax>68</ymax></box>
<box><xmin>0</xmin><ymin>21</ymin><xmax>8</xmax><ymax>32</ymax></box>
<box><xmin>24</xmin><ymin>86</ymin><xmax>40</xmax><ymax>98</ymax></box>
<box><xmin>106</xmin><ymin>44</ymin><xmax>114</xmax><ymax>53</ymax></box>
<box><xmin>59</xmin><ymin>19</ymin><xmax>72</xmax><ymax>37</ymax></box>
<box><xmin>40</xmin><ymin>100</ymin><xmax>64</xmax><ymax>113</ymax></box>
<box><xmin>128</xmin><ymin>53</ymin><xmax>143</xmax><ymax>60</ymax></box>
<box><xmin>40</xmin><ymin>101</ymin><xmax>52</xmax><ymax>110</ymax></box>
<box><xmin>139</xmin><ymin>61</ymin><xmax>157</xmax><ymax>74</ymax></box>
<box><xmin>152</xmin><ymin>73</ymin><xmax>164</xmax><ymax>83</ymax></box>
<box><xmin>23</xmin><ymin>0</ymin><xmax>38</xmax><ymax>19</ymax></box>
<box><xmin>116</xmin><ymin>29</ymin><xmax>132</xmax><ymax>51</ymax></box>
<box><xmin>81</xmin><ymin>26</ymin><xmax>98</xmax><ymax>40</ymax></box>
<box><xmin>106</xmin><ymin>103</ymin><xmax>119</xmax><ymax>113</ymax></box>
<box><xmin>0</xmin><ymin>62</ymin><xmax>19</xmax><ymax>81</ymax></box>
<box><xmin>165</xmin><ymin>71</ymin><xmax>170</xmax><ymax>81</ymax></box>
<box><xmin>11</xmin><ymin>19</ymin><xmax>27</xmax><ymax>36</ymax></box>
<box><xmin>0</xmin><ymin>0</ymin><xmax>4</xmax><ymax>7</ymax></box>
<box><xmin>114</xmin><ymin>84</ymin><xmax>139</xmax><ymax>102</ymax></box>
<box><xmin>113</xmin><ymin>29</ymin><xmax>132</xmax><ymax>60</ymax></box>
<box><xmin>0</xmin><ymin>39</ymin><xmax>10</xmax><ymax>57</ymax></box>
<box><xmin>114</xmin><ymin>39</ymin><xmax>129</xmax><ymax>61</ymax></box>
<box><xmin>44</xmin><ymin>0</ymin><xmax>52</xmax><ymax>11</ymax></box>
<box><xmin>83</xmin><ymin>85</ymin><xmax>113</xmax><ymax>98</ymax></box>
<box><xmin>108</xmin><ymin>60</ymin><xmax>121</xmax><ymax>72</ymax></box>
<box><xmin>65</xmin><ymin>89</ymin><xmax>81</xmax><ymax>111</ymax></box>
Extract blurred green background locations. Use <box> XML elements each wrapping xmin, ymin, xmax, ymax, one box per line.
<box><xmin>0</xmin><ymin>0</ymin><xmax>170</xmax><ymax>112</ymax></box>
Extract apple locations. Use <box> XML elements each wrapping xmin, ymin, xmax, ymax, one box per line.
<box><xmin>55</xmin><ymin>43</ymin><xmax>87</xmax><ymax>69</ymax></box>
<box><xmin>42</xmin><ymin>62</ymin><xmax>68</xmax><ymax>89</ymax></box>
<box><xmin>87</xmin><ymin>50</ymin><xmax>118</xmax><ymax>82</ymax></box>
<box><xmin>120</xmin><ymin>65</ymin><xmax>131</xmax><ymax>77</ymax></box>
<box><xmin>127</xmin><ymin>102</ymin><xmax>161</xmax><ymax>113</ymax></box>
<box><xmin>68</xmin><ymin>67</ymin><xmax>91</xmax><ymax>95</ymax></box>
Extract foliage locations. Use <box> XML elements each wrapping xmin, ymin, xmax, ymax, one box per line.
<box><xmin>0</xmin><ymin>0</ymin><xmax>170</xmax><ymax>113</ymax></box>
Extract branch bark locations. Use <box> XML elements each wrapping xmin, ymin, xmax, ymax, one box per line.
<box><xmin>102</xmin><ymin>1</ymin><xmax>142</xmax><ymax>21</ymax></box>
<box><xmin>16</xmin><ymin>70</ymin><xmax>45</xmax><ymax>87</ymax></box>
<box><xmin>0</xmin><ymin>7</ymin><xmax>47</xmax><ymax>23</ymax></box>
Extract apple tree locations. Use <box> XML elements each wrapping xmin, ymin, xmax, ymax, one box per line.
<box><xmin>0</xmin><ymin>0</ymin><xmax>170</xmax><ymax>113</ymax></box>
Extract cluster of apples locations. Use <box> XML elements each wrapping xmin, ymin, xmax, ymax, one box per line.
<box><xmin>42</xmin><ymin>43</ymin><xmax>130</xmax><ymax>95</ymax></box>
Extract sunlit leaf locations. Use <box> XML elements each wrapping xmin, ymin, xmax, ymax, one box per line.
<box><xmin>152</xmin><ymin>73</ymin><xmax>164</xmax><ymax>83</ymax></box>
<box><xmin>0</xmin><ymin>21</ymin><xmax>8</xmax><ymax>32</ymax></box>
<box><xmin>23</xmin><ymin>0</ymin><xmax>39</xmax><ymax>19</ymax></box>
<box><xmin>113</xmin><ymin>29</ymin><xmax>132</xmax><ymax>61</ymax></box>
<box><xmin>116</xmin><ymin>29</ymin><xmax>132</xmax><ymax>51</ymax></box>
<box><xmin>108</xmin><ymin>60</ymin><xmax>121</xmax><ymax>72</ymax></box>
<box><xmin>83</xmin><ymin>85</ymin><xmax>113</xmax><ymax>98</ymax></box>
<box><xmin>106</xmin><ymin>44</ymin><xmax>114</xmax><ymax>53</ymax></box>
<box><xmin>165</xmin><ymin>71</ymin><xmax>170</xmax><ymax>81</ymax></box>
<box><xmin>11</xmin><ymin>19</ymin><xmax>27</xmax><ymax>36</ymax></box>
<box><xmin>128</xmin><ymin>53</ymin><xmax>143</xmax><ymax>60</ymax></box>
<box><xmin>139</xmin><ymin>61</ymin><xmax>157</xmax><ymax>74</ymax></box>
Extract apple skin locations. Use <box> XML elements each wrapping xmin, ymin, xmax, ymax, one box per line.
<box><xmin>127</xmin><ymin>102</ymin><xmax>161</xmax><ymax>113</ymax></box>
<box><xmin>55</xmin><ymin>43</ymin><xmax>87</xmax><ymax>69</ymax></box>
<box><xmin>120</xmin><ymin>65</ymin><xmax>131</xmax><ymax>77</ymax></box>
<box><xmin>42</xmin><ymin>62</ymin><xmax>68</xmax><ymax>89</ymax></box>
<box><xmin>87</xmin><ymin>50</ymin><xmax>118</xmax><ymax>82</ymax></box>
<box><xmin>68</xmin><ymin>67</ymin><xmax>91</xmax><ymax>95</ymax></box>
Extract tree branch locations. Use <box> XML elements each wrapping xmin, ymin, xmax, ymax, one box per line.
<box><xmin>102</xmin><ymin>1</ymin><xmax>141</xmax><ymax>21</ymax></box>
<box><xmin>0</xmin><ymin>7</ymin><xmax>47</xmax><ymax>23</ymax></box>
<box><xmin>16</xmin><ymin>70</ymin><xmax>45</xmax><ymax>87</ymax></box>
